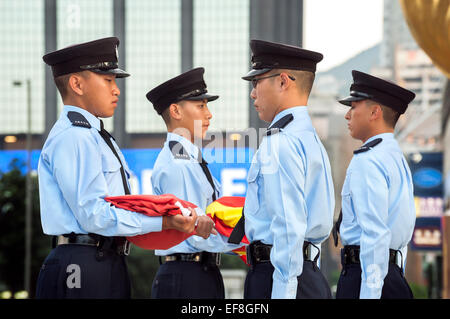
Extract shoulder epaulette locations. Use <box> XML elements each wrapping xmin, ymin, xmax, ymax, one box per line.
<box><xmin>353</xmin><ymin>138</ymin><xmax>382</xmax><ymax>154</ymax></box>
<box><xmin>67</xmin><ymin>111</ymin><xmax>91</xmax><ymax>129</ymax></box>
<box><xmin>169</xmin><ymin>141</ymin><xmax>190</xmax><ymax>160</ymax></box>
<box><xmin>265</xmin><ymin>113</ymin><xmax>294</xmax><ymax>136</ymax></box>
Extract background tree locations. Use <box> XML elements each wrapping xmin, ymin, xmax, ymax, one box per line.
<box><xmin>0</xmin><ymin>159</ymin><xmax>50</xmax><ymax>297</ymax></box>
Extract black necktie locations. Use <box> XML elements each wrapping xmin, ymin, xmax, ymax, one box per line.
<box><xmin>197</xmin><ymin>151</ymin><xmax>217</xmax><ymax>201</ymax></box>
<box><xmin>98</xmin><ymin>120</ymin><xmax>131</xmax><ymax>195</ymax></box>
<box><xmin>227</xmin><ymin>208</ymin><xmax>245</xmax><ymax>244</ymax></box>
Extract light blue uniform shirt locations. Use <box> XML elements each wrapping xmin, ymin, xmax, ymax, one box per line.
<box><xmin>38</xmin><ymin>105</ymin><xmax>162</xmax><ymax>236</ymax></box>
<box><xmin>152</xmin><ymin>132</ymin><xmax>241</xmax><ymax>256</ymax></box>
<box><xmin>340</xmin><ymin>133</ymin><xmax>416</xmax><ymax>299</ymax></box>
<box><xmin>244</xmin><ymin>106</ymin><xmax>335</xmax><ymax>299</ymax></box>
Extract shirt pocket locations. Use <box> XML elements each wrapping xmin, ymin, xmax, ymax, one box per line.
<box><xmin>341</xmin><ymin>173</ymin><xmax>351</xmax><ymax>197</ymax></box>
<box><xmin>341</xmin><ymin>172</ymin><xmax>355</xmax><ymax>223</ymax></box>
<box><xmin>247</xmin><ymin>161</ymin><xmax>260</xmax><ymax>183</ymax></box>
<box><xmin>200</xmin><ymin>176</ymin><xmax>215</xmax><ymax>204</ymax></box>
<box><xmin>245</xmin><ymin>161</ymin><xmax>261</xmax><ymax>214</ymax></box>
<box><xmin>102</xmin><ymin>155</ymin><xmax>120</xmax><ymax>176</ymax></box>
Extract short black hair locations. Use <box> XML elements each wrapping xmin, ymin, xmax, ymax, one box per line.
<box><xmin>380</xmin><ymin>104</ymin><xmax>401</xmax><ymax>128</ymax></box>
<box><xmin>160</xmin><ymin>100</ymin><xmax>189</xmax><ymax>126</ymax></box>
<box><xmin>54</xmin><ymin>73</ymin><xmax>71</xmax><ymax>99</ymax></box>
<box><xmin>275</xmin><ymin>69</ymin><xmax>315</xmax><ymax>97</ymax></box>
<box><xmin>161</xmin><ymin>107</ymin><xmax>171</xmax><ymax>125</ymax></box>
<box><xmin>366</xmin><ymin>100</ymin><xmax>400</xmax><ymax>128</ymax></box>
<box><xmin>53</xmin><ymin>71</ymin><xmax>90</xmax><ymax>100</ymax></box>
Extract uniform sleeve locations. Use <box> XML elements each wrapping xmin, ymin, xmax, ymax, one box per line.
<box><xmin>152</xmin><ymin>161</ymin><xmax>242</xmax><ymax>252</ymax></box>
<box><xmin>349</xmin><ymin>157</ymin><xmax>391</xmax><ymax>299</ymax></box>
<box><xmin>261</xmin><ymin>134</ymin><xmax>308</xmax><ymax>299</ymax></box>
<box><xmin>51</xmin><ymin>129</ymin><xmax>162</xmax><ymax>236</ymax></box>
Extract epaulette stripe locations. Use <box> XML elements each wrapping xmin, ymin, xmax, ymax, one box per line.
<box><xmin>265</xmin><ymin>113</ymin><xmax>294</xmax><ymax>136</ymax></box>
<box><xmin>353</xmin><ymin>138</ymin><xmax>382</xmax><ymax>154</ymax></box>
<box><xmin>169</xmin><ymin>141</ymin><xmax>190</xmax><ymax>160</ymax></box>
<box><xmin>67</xmin><ymin>111</ymin><xmax>91</xmax><ymax>129</ymax></box>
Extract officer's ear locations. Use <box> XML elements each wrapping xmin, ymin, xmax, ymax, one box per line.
<box><xmin>168</xmin><ymin>103</ymin><xmax>183</xmax><ymax>121</ymax></box>
<box><xmin>67</xmin><ymin>72</ymin><xmax>87</xmax><ymax>96</ymax></box>
<box><xmin>369</xmin><ymin>103</ymin><xmax>383</xmax><ymax>121</ymax></box>
<box><xmin>279</xmin><ymin>73</ymin><xmax>291</xmax><ymax>90</ymax></box>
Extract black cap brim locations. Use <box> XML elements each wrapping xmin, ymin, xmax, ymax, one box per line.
<box><xmin>338</xmin><ymin>95</ymin><xmax>366</xmax><ymax>106</ymax></box>
<box><xmin>91</xmin><ymin>68</ymin><xmax>130</xmax><ymax>78</ymax></box>
<box><xmin>183</xmin><ymin>93</ymin><xmax>219</xmax><ymax>102</ymax></box>
<box><xmin>242</xmin><ymin>68</ymin><xmax>272</xmax><ymax>81</ymax></box>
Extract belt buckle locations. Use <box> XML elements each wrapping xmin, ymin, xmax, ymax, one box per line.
<box><xmin>57</xmin><ymin>235</ymin><xmax>69</xmax><ymax>245</ymax></box>
<box><xmin>193</xmin><ymin>253</ymin><xmax>201</xmax><ymax>262</ymax></box>
<box><xmin>165</xmin><ymin>255</ymin><xmax>176</xmax><ymax>262</ymax></box>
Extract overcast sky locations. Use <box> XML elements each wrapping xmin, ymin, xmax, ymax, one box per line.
<box><xmin>303</xmin><ymin>0</ymin><xmax>384</xmax><ymax>72</ymax></box>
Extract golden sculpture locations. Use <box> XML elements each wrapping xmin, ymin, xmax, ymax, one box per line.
<box><xmin>399</xmin><ymin>0</ymin><xmax>450</xmax><ymax>78</ymax></box>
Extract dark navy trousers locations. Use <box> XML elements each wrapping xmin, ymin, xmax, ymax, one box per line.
<box><xmin>151</xmin><ymin>260</ymin><xmax>225</xmax><ymax>299</ymax></box>
<box><xmin>336</xmin><ymin>262</ymin><xmax>414</xmax><ymax>299</ymax></box>
<box><xmin>244</xmin><ymin>261</ymin><xmax>332</xmax><ymax>299</ymax></box>
<box><xmin>35</xmin><ymin>244</ymin><xmax>131</xmax><ymax>299</ymax></box>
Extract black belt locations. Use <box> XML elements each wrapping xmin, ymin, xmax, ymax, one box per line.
<box><xmin>55</xmin><ymin>233</ymin><xmax>131</xmax><ymax>256</ymax></box>
<box><xmin>341</xmin><ymin>245</ymin><xmax>402</xmax><ymax>267</ymax></box>
<box><xmin>247</xmin><ymin>241</ymin><xmax>320</xmax><ymax>266</ymax></box>
<box><xmin>162</xmin><ymin>252</ymin><xmax>221</xmax><ymax>267</ymax></box>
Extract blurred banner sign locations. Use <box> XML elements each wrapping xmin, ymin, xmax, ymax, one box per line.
<box><xmin>0</xmin><ymin>148</ymin><xmax>253</xmax><ymax>197</ymax></box>
<box><xmin>408</xmin><ymin>152</ymin><xmax>444</xmax><ymax>218</ymax></box>
<box><xmin>410</xmin><ymin>217</ymin><xmax>442</xmax><ymax>251</ymax></box>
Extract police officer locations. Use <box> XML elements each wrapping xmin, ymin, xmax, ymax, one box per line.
<box><xmin>228</xmin><ymin>40</ymin><xmax>335</xmax><ymax>299</ymax></box>
<box><xmin>334</xmin><ymin>70</ymin><xmax>416</xmax><ymax>299</ymax></box>
<box><xmin>146</xmin><ymin>67</ymin><xmax>242</xmax><ymax>298</ymax></box>
<box><xmin>37</xmin><ymin>37</ymin><xmax>197</xmax><ymax>299</ymax></box>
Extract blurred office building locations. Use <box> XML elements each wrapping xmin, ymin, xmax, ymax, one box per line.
<box><xmin>380</xmin><ymin>0</ymin><xmax>446</xmax><ymax>153</ymax></box>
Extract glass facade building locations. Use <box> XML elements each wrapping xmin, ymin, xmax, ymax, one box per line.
<box><xmin>193</xmin><ymin>0</ymin><xmax>249</xmax><ymax>132</ymax></box>
<box><xmin>126</xmin><ymin>0</ymin><xmax>182</xmax><ymax>133</ymax></box>
<box><xmin>0</xmin><ymin>0</ymin><xmax>250</xmax><ymax>136</ymax></box>
<box><xmin>0</xmin><ymin>0</ymin><xmax>45</xmax><ymax>134</ymax></box>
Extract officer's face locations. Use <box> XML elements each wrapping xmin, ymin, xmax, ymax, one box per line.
<box><xmin>345</xmin><ymin>100</ymin><xmax>373</xmax><ymax>141</ymax></box>
<box><xmin>250</xmin><ymin>72</ymin><xmax>280</xmax><ymax>123</ymax></box>
<box><xmin>82</xmin><ymin>72</ymin><xmax>120</xmax><ymax>118</ymax></box>
<box><xmin>178</xmin><ymin>99</ymin><xmax>212</xmax><ymax>142</ymax></box>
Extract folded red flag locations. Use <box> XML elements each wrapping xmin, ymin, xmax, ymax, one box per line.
<box><xmin>105</xmin><ymin>194</ymin><xmax>249</xmax><ymax>264</ymax></box>
<box><xmin>105</xmin><ymin>194</ymin><xmax>197</xmax><ymax>250</ymax></box>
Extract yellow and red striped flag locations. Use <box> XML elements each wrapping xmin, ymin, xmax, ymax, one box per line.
<box><xmin>206</xmin><ymin>196</ymin><xmax>249</xmax><ymax>264</ymax></box>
